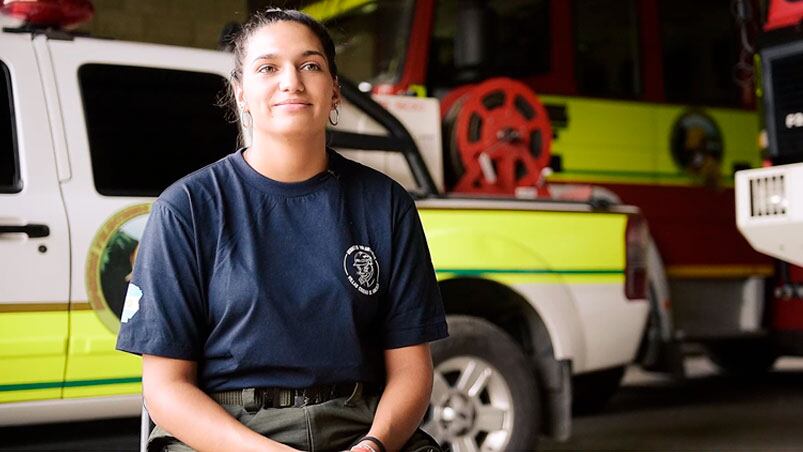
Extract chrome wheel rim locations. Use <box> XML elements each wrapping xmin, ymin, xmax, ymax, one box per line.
<box><xmin>422</xmin><ymin>356</ymin><xmax>514</xmax><ymax>452</ymax></box>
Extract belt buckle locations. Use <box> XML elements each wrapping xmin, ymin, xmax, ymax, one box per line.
<box><xmin>242</xmin><ymin>388</ymin><xmax>259</xmax><ymax>412</ymax></box>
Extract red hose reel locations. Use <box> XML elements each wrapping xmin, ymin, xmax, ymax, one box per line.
<box><xmin>443</xmin><ymin>78</ymin><xmax>553</xmax><ymax>196</ymax></box>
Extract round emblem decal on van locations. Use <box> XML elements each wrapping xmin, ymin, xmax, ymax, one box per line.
<box><xmin>85</xmin><ymin>203</ymin><xmax>151</xmax><ymax>334</ymax></box>
<box><xmin>670</xmin><ymin>110</ymin><xmax>723</xmax><ymax>186</ymax></box>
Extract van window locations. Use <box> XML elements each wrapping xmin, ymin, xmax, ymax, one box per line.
<box><xmin>0</xmin><ymin>61</ymin><xmax>20</xmax><ymax>193</ymax></box>
<box><xmin>574</xmin><ymin>0</ymin><xmax>641</xmax><ymax>99</ymax></box>
<box><xmin>78</xmin><ymin>64</ymin><xmax>239</xmax><ymax>197</ymax></box>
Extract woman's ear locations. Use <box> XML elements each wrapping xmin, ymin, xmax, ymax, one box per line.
<box><xmin>233</xmin><ymin>81</ymin><xmax>246</xmax><ymax>111</ymax></box>
<box><xmin>332</xmin><ymin>76</ymin><xmax>341</xmax><ymax>107</ymax></box>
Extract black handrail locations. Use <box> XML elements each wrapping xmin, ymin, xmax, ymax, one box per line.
<box><xmin>327</xmin><ymin>78</ymin><xmax>440</xmax><ymax>197</ymax></box>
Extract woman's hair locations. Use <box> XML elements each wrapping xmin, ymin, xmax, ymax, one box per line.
<box><xmin>219</xmin><ymin>7</ymin><xmax>339</xmax><ymax>138</ymax></box>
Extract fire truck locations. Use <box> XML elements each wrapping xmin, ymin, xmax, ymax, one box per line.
<box><xmin>303</xmin><ymin>0</ymin><xmax>778</xmax><ymax>376</ymax></box>
<box><xmin>736</xmin><ymin>0</ymin><xmax>803</xmax><ymax>356</ymax></box>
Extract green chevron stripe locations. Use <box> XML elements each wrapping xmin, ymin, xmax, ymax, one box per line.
<box><xmin>0</xmin><ymin>377</ymin><xmax>141</xmax><ymax>392</ymax></box>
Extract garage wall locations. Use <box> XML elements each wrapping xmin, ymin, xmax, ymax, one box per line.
<box><xmin>79</xmin><ymin>0</ymin><xmax>249</xmax><ymax>49</ymax></box>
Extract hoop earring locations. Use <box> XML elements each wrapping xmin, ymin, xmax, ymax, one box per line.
<box><xmin>241</xmin><ymin>110</ymin><xmax>253</xmax><ymax>129</ymax></box>
<box><xmin>328</xmin><ymin>106</ymin><xmax>340</xmax><ymax>126</ymax></box>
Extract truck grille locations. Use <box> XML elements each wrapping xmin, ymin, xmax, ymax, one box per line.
<box><xmin>764</xmin><ymin>43</ymin><xmax>803</xmax><ymax>164</ymax></box>
<box><xmin>749</xmin><ymin>173</ymin><xmax>787</xmax><ymax>217</ymax></box>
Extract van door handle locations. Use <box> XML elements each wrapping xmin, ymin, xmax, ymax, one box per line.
<box><xmin>0</xmin><ymin>223</ymin><xmax>50</xmax><ymax>238</ymax></box>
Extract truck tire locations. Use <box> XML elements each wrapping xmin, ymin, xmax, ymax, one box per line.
<box><xmin>422</xmin><ymin>315</ymin><xmax>539</xmax><ymax>451</ymax></box>
<box><xmin>707</xmin><ymin>339</ymin><xmax>777</xmax><ymax>375</ymax></box>
<box><xmin>571</xmin><ymin>366</ymin><xmax>625</xmax><ymax>415</ymax></box>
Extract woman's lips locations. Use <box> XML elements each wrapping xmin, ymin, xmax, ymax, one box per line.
<box><xmin>274</xmin><ymin>101</ymin><xmax>312</xmax><ymax>112</ymax></box>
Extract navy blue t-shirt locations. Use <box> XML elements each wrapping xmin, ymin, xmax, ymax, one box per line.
<box><xmin>116</xmin><ymin>149</ymin><xmax>448</xmax><ymax>392</ymax></box>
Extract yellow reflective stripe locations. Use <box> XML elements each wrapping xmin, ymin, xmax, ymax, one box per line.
<box><xmin>0</xmin><ymin>311</ymin><xmax>68</xmax><ymax>402</ymax></box>
<box><xmin>0</xmin><ymin>312</ymin><xmax>67</xmax><ymax>357</ymax></box>
<box><xmin>420</xmin><ymin>209</ymin><xmax>627</xmax><ymax>276</ymax></box>
<box><xmin>63</xmin><ymin>381</ymin><xmax>142</xmax><ymax>399</ymax></box>
<box><xmin>0</xmin><ymin>388</ymin><xmax>60</xmax><ymax>403</ymax></box>
<box><xmin>540</xmin><ymin>95</ymin><xmax>760</xmax><ymax>184</ymax></box>
<box><xmin>63</xmin><ymin>310</ymin><xmax>142</xmax><ymax>399</ymax></box>
<box><xmin>437</xmin><ymin>272</ymin><xmax>623</xmax><ymax>286</ymax></box>
<box><xmin>436</xmin><ymin>268</ymin><xmax>622</xmax><ymax>275</ymax></box>
<box><xmin>303</xmin><ymin>0</ymin><xmax>373</xmax><ymax>22</ymax></box>
<box><xmin>0</xmin><ymin>377</ymin><xmax>140</xmax><ymax>392</ymax></box>
<box><xmin>0</xmin><ymin>378</ymin><xmax>141</xmax><ymax>403</ymax></box>
<box><xmin>0</xmin><ymin>306</ymin><xmax>142</xmax><ymax>403</ymax></box>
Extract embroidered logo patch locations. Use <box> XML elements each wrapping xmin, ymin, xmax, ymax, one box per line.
<box><xmin>121</xmin><ymin>283</ymin><xmax>143</xmax><ymax>323</ymax></box>
<box><xmin>343</xmin><ymin>245</ymin><xmax>379</xmax><ymax>295</ymax></box>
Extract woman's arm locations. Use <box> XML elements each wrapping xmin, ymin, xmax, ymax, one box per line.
<box><xmin>142</xmin><ymin>354</ymin><xmax>297</xmax><ymax>452</ymax></box>
<box><xmin>355</xmin><ymin>343</ymin><xmax>433</xmax><ymax>451</ymax></box>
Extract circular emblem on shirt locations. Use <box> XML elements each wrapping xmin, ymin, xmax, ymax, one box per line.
<box><xmin>343</xmin><ymin>245</ymin><xmax>380</xmax><ymax>295</ymax></box>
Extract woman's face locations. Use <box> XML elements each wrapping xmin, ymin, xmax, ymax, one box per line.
<box><xmin>236</xmin><ymin>21</ymin><xmax>338</xmax><ymax>138</ymax></box>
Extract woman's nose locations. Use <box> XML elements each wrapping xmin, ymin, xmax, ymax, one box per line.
<box><xmin>279</xmin><ymin>67</ymin><xmax>304</xmax><ymax>93</ymax></box>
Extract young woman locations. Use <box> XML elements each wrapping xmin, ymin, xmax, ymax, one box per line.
<box><xmin>116</xmin><ymin>8</ymin><xmax>448</xmax><ymax>452</ymax></box>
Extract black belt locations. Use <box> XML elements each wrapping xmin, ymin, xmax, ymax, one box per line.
<box><xmin>210</xmin><ymin>382</ymin><xmax>375</xmax><ymax>410</ymax></box>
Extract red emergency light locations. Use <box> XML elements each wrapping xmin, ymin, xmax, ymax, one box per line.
<box><xmin>765</xmin><ymin>0</ymin><xmax>803</xmax><ymax>31</ymax></box>
<box><xmin>0</xmin><ymin>0</ymin><xmax>94</xmax><ymax>28</ymax></box>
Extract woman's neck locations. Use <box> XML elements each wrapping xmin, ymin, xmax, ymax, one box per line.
<box><xmin>245</xmin><ymin>132</ymin><xmax>328</xmax><ymax>183</ymax></box>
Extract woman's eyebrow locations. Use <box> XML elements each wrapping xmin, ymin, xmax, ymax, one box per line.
<box><xmin>300</xmin><ymin>50</ymin><xmax>326</xmax><ymax>59</ymax></box>
<box><xmin>251</xmin><ymin>50</ymin><xmax>325</xmax><ymax>63</ymax></box>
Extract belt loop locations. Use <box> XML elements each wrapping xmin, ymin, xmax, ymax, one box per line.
<box><xmin>242</xmin><ymin>388</ymin><xmax>258</xmax><ymax>412</ymax></box>
<box><xmin>294</xmin><ymin>387</ymin><xmax>311</xmax><ymax>408</ymax></box>
<box><xmin>345</xmin><ymin>382</ymin><xmax>363</xmax><ymax>406</ymax></box>
<box><xmin>278</xmin><ymin>388</ymin><xmax>292</xmax><ymax>408</ymax></box>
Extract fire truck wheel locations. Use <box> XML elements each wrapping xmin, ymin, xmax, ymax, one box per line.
<box><xmin>706</xmin><ymin>339</ymin><xmax>778</xmax><ymax>375</ymax></box>
<box><xmin>571</xmin><ymin>366</ymin><xmax>626</xmax><ymax>415</ymax></box>
<box><xmin>422</xmin><ymin>315</ymin><xmax>540</xmax><ymax>452</ymax></box>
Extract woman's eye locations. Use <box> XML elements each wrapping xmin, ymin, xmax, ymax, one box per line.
<box><xmin>257</xmin><ymin>65</ymin><xmax>276</xmax><ymax>73</ymax></box>
<box><xmin>301</xmin><ymin>62</ymin><xmax>322</xmax><ymax>71</ymax></box>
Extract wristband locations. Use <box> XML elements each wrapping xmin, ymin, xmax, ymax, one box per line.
<box><xmin>352</xmin><ymin>445</ymin><xmax>377</xmax><ymax>452</ymax></box>
<box><xmin>360</xmin><ymin>436</ymin><xmax>387</xmax><ymax>452</ymax></box>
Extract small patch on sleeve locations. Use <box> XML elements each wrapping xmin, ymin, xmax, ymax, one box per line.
<box><xmin>121</xmin><ymin>283</ymin><xmax>143</xmax><ymax>323</ymax></box>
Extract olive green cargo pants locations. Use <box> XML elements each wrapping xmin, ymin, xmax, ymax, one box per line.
<box><xmin>148</xmin><ymin>387</ymin><xmax>441</xmax><ymax>451</ymax></box>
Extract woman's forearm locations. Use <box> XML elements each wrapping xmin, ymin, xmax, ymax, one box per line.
<box><xmin>366</xmin><ymin>347</ymin><xmax>433</xmax><ymax>451</ymax></box>
<box><xmin>141</xmin><ymin>354</ymin><xmax>286</xmax><ymax>451</ymax></box>
<box><xmin>144</xmin><ymin>379</ymin><xmax>292</xmax><ymax>452</ymax></box>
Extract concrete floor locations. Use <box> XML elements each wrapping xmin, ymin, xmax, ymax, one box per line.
<box><xmin>541</xmin><ymin>357</ymin><xmax>803</xmax><ymax>451</ymax></box>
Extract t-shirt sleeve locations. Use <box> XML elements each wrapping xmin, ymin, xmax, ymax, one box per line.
<box><xmin>382</xmin><ymin>203</ymin><xmax>449</xmax><ymax>349</ymax></box>
<box><xmin>115</xmin><ymin>200</ymin><xmax>206</xmax><ymax>359</ymax></box>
